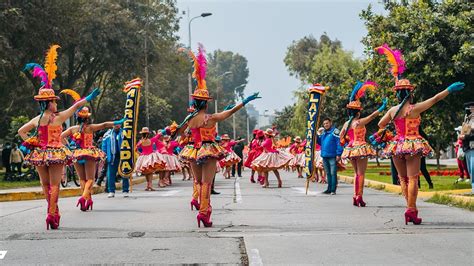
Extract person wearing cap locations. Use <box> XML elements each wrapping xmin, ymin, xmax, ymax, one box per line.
<box><xmin>134</xmin><ymin>127</ymin><xmax>167</xmax><ymax>191</ymax></box>
<box><xmin>340</xmin><ymin>81</ymin><xmax>387</xmax><ymax>207</ymax></box>
<box><xmin>459</xmin><ymin>102</ymin><xmax>474</xmax><ymax>191</ymax></box>
<box><xmin>251</xmin><ymin>128</ymin><xmax>294</xmax><ymax>188</ymax></box>
<box><xmin>289</xmin><ymin>136</ymin><xmax>307</xmax><ymax>178</ymax></box>
<box><xmin>317</xmin><ymin>118</ymin><xmax>344</xmax><ymax>195</ymax></box>
<box><xmin>376</xmin><ymin>44</ymin><xmax>465</xmax><ymax>224</ymax></box>
<box><xmin>102</xmin><ymin>120</ymin><xmax>128</xmax><ymax>198</ymax></box>
<box><xmin>244</xmin><ymin>130</ymin><xmax>265</xmax><ymax>183</ymax></box>
<box><xmin>19</xmin><ymin>44</ymin><xmax>101</xmax><ymax>230</ymax></box>
<box><xmin>61</xmin><ymin>106</ymin><xmax>125</xmax><ymax>211</ymax></box>
<box><xmin>219</xmin><ymin>134</ymin><xmax>244</xmax><ymax>179</ymax></box>
<box><xmin>177</xmin><ymin>44</ymin><xmax>261</xmax><ymax>227</ymax></box>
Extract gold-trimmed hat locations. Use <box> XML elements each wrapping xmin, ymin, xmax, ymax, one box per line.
<box><xmin>77</xmin><ymin>106</ymin><xmax>92</xmax><ymax>118</ymax></box>
<box><xmin>139</xmin><ymin>127</ymin><xmax>150</xmax><ymax>134</ymax></box>
<box><xmin>393</xmin><ymin>79</ymin><xmax>415</xmax><ymax>91</ymax></box>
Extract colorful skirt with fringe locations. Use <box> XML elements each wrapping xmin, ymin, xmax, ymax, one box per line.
<box><xmin>382</xmin><ymin>137</ymin><xmax>433</xmax><ymax>158</ymax></box>
<box><xmin>251</xmin><ymin>150</ymin><xmax>294</xmax><ymax>172</ymax></box>
<box><xmin>341</xmin><ymin>143</ymin><xmax>376</xmax><ymax>160</ymax></box>
<box><xmin>25</xmin><ymin>146</ymin><xmax>72</xmax><ymax>166</ymax></box>
<box><xmin>135</xmin><ymin>152</ymin><xmax>167</xmax><ymax>174</ymax></box>
<box><xmin>219</xmin><ymin>150</ymin><xmax>241</xmax><ymax>167</ymax></box>
<box><xmin>72</xmin><ymin>147</ymin><xmax>106</xmax><ymax>162</ymax></box>
<box><xmin>179</xmin><ymin>142</ymin><xmax>228</xmax><ymax>165</ymax></box>
<box><xmin>289</xmin><ymin>153</ymin><xmax>305</xmax><ymax>167</ymax></box>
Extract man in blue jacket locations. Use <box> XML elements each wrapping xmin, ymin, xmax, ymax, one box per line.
<box><xmin>102</xmin><ymin>124</ymin><xmax>129</xmax><ymax>198</ymax></box>
<box><xmin>317</xmin><ymin>118</ymin><xmax>343</xmax><ymax>195</ymax></box>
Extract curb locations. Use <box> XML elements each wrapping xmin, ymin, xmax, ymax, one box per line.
<box><xmin>0</xmin><ymin>175</ymin><xmax>158</xmax><ymax>202</ymax></box>
<box><xmin>338</xmin><ymin>175</ymin><xmax>474</xmax><ymax>204</ymax></box>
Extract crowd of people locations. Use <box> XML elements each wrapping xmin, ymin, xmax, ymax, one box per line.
<box><xmin>4</xmin><ymin>43</ymin><xmax>471</xmax><ymax>231</ymax></box>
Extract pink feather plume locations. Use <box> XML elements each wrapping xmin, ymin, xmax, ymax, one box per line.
<box><xmin>376</xmin><ymin>44</ymin><xmax>406</xmax><ymax>77</ymax></box>
<box><xmin>32</xmin><ymin>66</ymin><xmax>50</xmax><ymax>88</ymax></box>
<box><xmin>197</xmin><ymin>43</ymin><xmax>207</xmax><ymax>81</ymax></box>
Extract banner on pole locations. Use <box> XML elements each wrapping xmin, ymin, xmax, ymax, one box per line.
<box><xmin>118</xmin><ymin>78</ymin><xmax>142</xmax><ymax>178</ymax></box>
<box><xmin>304</xmin><ymin>84</ymin><xmax>328</xmax><ymax>179</ymax></box>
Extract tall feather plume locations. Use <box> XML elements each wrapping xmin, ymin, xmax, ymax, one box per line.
<box><xmin>196</xmin><ymin>43</ymin><xmax>207</xmax><ymax>89</ymax></box>
<box><xmin>349</xmin><ymin>81</ymin><xmax>363</xmax><ymax>101</ymax></box>
<box><xmin>60</xmin><ymin>89</ymin><xmax>81</xmax><ymax>101</ymax></box>
<box><xmin>355</xmin><ymin>81</ymin><xmax>379</xmax><ymax>100</ymax></box>
<box><xmin>24</xmin><ymin>63</ymin><xmax>49</xmax><ymax>87</ymax></box>
<box><xmin>44</xmin><ymin>44</ymin><xmax>60</xmax><ymax>88</ymax></box>
<box><xmin>375</xmin><ymin>44</ymin><xmax>405</xmax><ymax>79</ymax></box>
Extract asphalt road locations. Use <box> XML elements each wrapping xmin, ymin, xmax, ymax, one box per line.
<box><xmin>1</xmin><ymin>170</ymin><xmax>473</xmax><ymax>265</ymax></box>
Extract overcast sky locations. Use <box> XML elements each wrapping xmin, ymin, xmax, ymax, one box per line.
<box><xmin>176</xmin><ymin>0</ymin><xmax>385</xmax><ymax>114</ymax></box>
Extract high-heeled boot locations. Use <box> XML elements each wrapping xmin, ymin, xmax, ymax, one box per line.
<box><xmin>190</xmin><ymin>181</ymin><xmax>200</xmax><ymax>210</ymax></box>
<box><xmin>47</xmin><ymin>185</ymin><xmax>60</xmax><ymax>230</ymax></box>
<box><xmin>357</xmin><ymin>175</ymin><xmax>366</xmax><ymax>207</ymax></box>
<box><xmin>83</xmin><ymin>179</ymin><xmax>94</xmax><ymax>211</ymax></box>
<box><xmin>197</xmin><ymin>182</ymin><xmax>213</xmax><ymax>227</ymax></box>
<box><xmin>353</xmin><ymin>174</ymin><xmax>359</xmax><ymax>206</ymax></box>
<box><xmin>404</xmin><ymin>208</ymin><xmax>422</xmax><ymax>225</ymax></box>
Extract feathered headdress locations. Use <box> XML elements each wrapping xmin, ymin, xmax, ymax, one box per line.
<box><xmin>24</xmin><ymin>44</ymin><xmax>61</xmax><ymax>101</ymax></box>
<box><xmin>347</xmin><ymin>80</ymin><xmax>379</xmax><ymax>110</ymax></box>
<box><xmin>375</xmin><ymin>44</ymin><xmax>414</xmax><ymax>90</ymax></box>
<box><xmin>60</xmin><ymin>89</ymin><xmax>91</xmax><ymax>118</ymax></box>
<box><xmin>179</xmin><ymin>43</ymin><xmax>212</xmax><ymax>100</ymax></box>
<box><xmin>375</xmin><ymin>44</ymin><xmax>405</xmax><ymax>81</ymax></box>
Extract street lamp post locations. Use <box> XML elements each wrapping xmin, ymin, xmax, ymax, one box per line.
<box><xmin>187</xmin><ymin>12</ymin><xmax>212</xmax><ymax>103</ymax></box>
<box><xmin>231</xmin><ymin>84</ymin><xmax>246</xmax><ymax>139</ymax></box>
<box><xmin>215</xmin><ymin>71</ymin><xmax>232</xmax><ymax>134</ymax></box>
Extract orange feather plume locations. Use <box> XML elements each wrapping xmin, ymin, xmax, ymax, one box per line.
<box><xmin>44</xmin><ymin>44</ymin><xmax>60</xmax><ymax>87</ymax></box>
<box><xmin>60</xmin><ymin>89</ymin><xmax>81</xmax><ymax>101</ymax></box>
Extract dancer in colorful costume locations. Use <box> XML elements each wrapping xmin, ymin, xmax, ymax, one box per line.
<box><xmin>244</xmin><ymin>130</ymin><xmax>265</xmax><ymax>183</ymax></box>
<box><xmin>135</xmin><ymin>127</ymin><xmax>167</xmax><ymax>191</ymax></box>
<box><xmin>219</xmin><ymin>134</ymin><xmax>243</xmax><ymax>179</ymax></box>
<box><xmin>162</xmin><ymin>125</ymin><xmax>182</xmax><ymax>186</ymax></box>
<box><xmin>289</xmin><ymin>136</ymin><xmax>306</xmax><ymax>178</ymax></box>
<box><xmin>340</xmin><ymin>81</ymin><xmax>387</xmax><ymax>207</ymax></box>
<box><xmin>178</xmin><ymin>129</ymin><xmax>194</xmax><ymax>181</ymax></box>
<box><xmin>251</xmin><ymin>128</ymin><xmax>294</xmax><ymax>188</ymax></box>
<box><xmin>61</xmin><ymin>103</ymin><xmax>125</xmax><ymax>211</ymax></box>
<box><xmin>375</xmin><ymin>44</ymin><xmax>465</xmax><ymax>224</ymax></box>
<box><xmin>178</xmin><ymin>44</ymin><xmax>261</xmax><ymax>227</ymax></box>
<box><xmin>18</xmin><ymin>44</ymin><xmax>100</xmax><ymax>229</ymax></box>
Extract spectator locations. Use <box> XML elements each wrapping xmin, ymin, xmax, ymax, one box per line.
<box><xmin>102</xmin><ymin>124</ymin><xmax>129</xmax><ymax>198</ymax></box>
<box><xmin>2</xmin><ymin>142</ymin><xmax>12</xmax><ymax>174</ymax></box>
<box><xmin>317</xmin><ymin>118</ymin><xmax>343</xmax><ymax>195</ymax></box>
<box><xmin>9</xmin><ymin>144</ymin><xmax>24</xmax><ymax>175</ymax></box>
<box><xmin>232</xmin><ymin>137</ymin><xmax>245</xmax><ymax>177</ymax></box>
<box><xmin>460</xmin><ymin>102</ymin><xmax>474</xmax><ymax>192</ymax></box>
<box><xmin>455</xmin><ymin>126</ymin><xmax>470</xmax><ymax>182</ymax></box>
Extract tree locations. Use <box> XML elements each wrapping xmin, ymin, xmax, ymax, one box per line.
<box><xmin>360</xmin><ymin>0</ymin><xmax>474</xmax><ymax>165</ymax></box>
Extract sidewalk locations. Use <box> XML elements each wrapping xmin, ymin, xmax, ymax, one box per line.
<box><xmin>0</xmin><ymin>174</ymin><xmax>155</xmax><ymax>202</ymax></box>
<box><xmin>369</xmin><ymin>158</ymin><xmax>458</xmax><ymax>166</ymax></box>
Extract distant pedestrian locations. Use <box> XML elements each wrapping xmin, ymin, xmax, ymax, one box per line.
<box><xmin>455</xmin><ymin>127</ymin><xmax>470</xmax><ymax>182</ymax></box>
<box><xmin>317</xmin><ymin>118</ymin><xmax>343</xmax><ymax>195</ymax></box>
<box><xmin>231</xmin><ymin>137</ymin><xmax>245</xmax><ymax>177</ymax></box>
<box><xmin>102</xmin><ymin>124</ymin><xmax>129</xmax><ymax>198</ymax></box>
<box><xmin>459</xmin><ymin>102</ymin><xmax>474</xmax><ymax>192</ymax></box>
<box><xmin>2</xmin><ymin>142</ymin><xmax>12</xmax><ymax>174</ymax></box>
<box><xmin>9</xmin><ymin>144</ymin><xmax>24</xmax><ymax>175</ymax></box>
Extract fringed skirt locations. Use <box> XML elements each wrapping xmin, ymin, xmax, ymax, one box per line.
<box><xmin>219</xmin><ymin>151</ymin><xmax>241</xmax><ymax>167</ymax></box>
<box><xmin>25</xmin><ymin>147</ymin><xmax>72</xmax><ymax>166</ymax></box>
<box><xmin>179</xmin><ymin>142</ymin><xmax>228</xmax><ymax>165</ymax></box>
<box><xmin>72</xmin><ymin>148</ymin><xmax>106</xmax><ymax>162</ymax></box>
<box><xmin>341</xmin><ymin>143</ymin><xmax>376</xmax><ymax>160</ymax></box>
<box><xmin>135</xmin><ymin>152</ymin><xmax>167</xmax><ymax>174</ymax></box>
<box><xmin>251</xmin><ymin>150</ymin><xmax>294</xmax><ymax>171</ymax></box>
<box><xmin>382</xmin><ymin>137</ymin><xmax>433</xmax><ymax>158</ymax></box>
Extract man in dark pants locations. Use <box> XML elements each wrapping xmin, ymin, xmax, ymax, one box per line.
<box><xmin>317</xmin><ymin>118</ymin><xmax>343</xmax><ymax>195</ymax></box>
<box><xmin>231</xmin><ymin>137</ymin><xmax>245</xmax><ymax>177</ymax></box>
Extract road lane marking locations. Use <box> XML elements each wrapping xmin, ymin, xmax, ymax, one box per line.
<box><xmin>249</xmin><ymin>248</ymin><xmax>263</xmax><ymax>266</ymax></box>
<box><xmin>160</xmin><ymin>190</ymin><xmax>181</xmax><ymax>197</ymax></box>
<box><xmin>234</xmin><ymin>176</ymin><xmax>242</xmax><ymax>203</ymax></box>
<box><xmin>292</xmin><ymin>187</ymin><xmax>320</xmax><ymax>195</ymax></box>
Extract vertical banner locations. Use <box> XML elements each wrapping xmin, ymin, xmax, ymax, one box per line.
<box><xmin>304</xmin><ymin>83</ymin><xmax>328</xmax><ymax>194</ymax></box>
<box><xmin>118</xmin><ymin>78</ymin><xmax>142</xmax><ymax>178</ymax></box>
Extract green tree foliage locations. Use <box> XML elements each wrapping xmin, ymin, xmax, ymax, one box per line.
<box><xmin>0</xmin><ymin>0</ymin><xmax>185</xmax><ymax>138</ymax></box>
<box><xmin>205</xmin><ymin>50</ymin><xmax>255</xmax><ymax>139</ymax></box>
<box><xmin>360</xmin><ymin>0</ymin><xmax>474</xmax><ymax>160</ymax></box>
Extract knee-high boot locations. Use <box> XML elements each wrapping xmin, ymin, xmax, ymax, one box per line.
<box><xmin>190</xmin><ymin>179</ymin><xmax>200</xmax><ymax>211</ymax></box>
<box><xmin>46</xmin><ymin>185</ymin><xmax>60</xmax><ymax>230</ymax></box>
<box><xmin>197</xmin><ymin>182</ymin><xmax>212</xmax><ymax>227</ymax></box>
<box><xmin>353</xmin><ymin>174</ymin><xmax>358</xmax><ymax>206</ymax></box>
<box><xmin>398</xmin><ymin>176</ymin><xmax>409</xmax><ymax>203</ymax></box>
<box><xmin>83</xmin><ymin>179</ymin><xmax>94</xmax><ymax>211</ymax></box>
<box><xmin>356</xmin><ymin>175</ymin><xmax>366</xmax><ymax>207</ymax></box>
<box><xmin>404</xmin><ymin>175</ymin><xmax>421</xmax><ymax>224</ymax></box>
